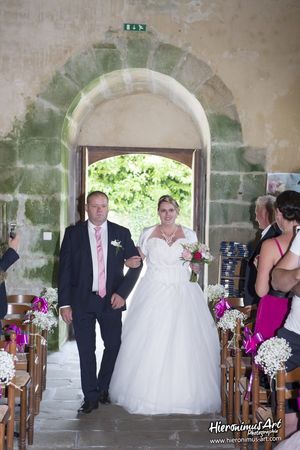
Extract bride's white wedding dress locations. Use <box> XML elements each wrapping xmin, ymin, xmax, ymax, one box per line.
<box><xmin>109</xmin><ymin>225</ymin><xmax>221</xmax><ymax>415</ymax></box>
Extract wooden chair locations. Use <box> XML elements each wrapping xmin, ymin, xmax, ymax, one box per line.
<box><xmin>0</xmin><ymin>332</ymin><xmax>17</xmax><ymax>450</ymax></box>
<box><xmin>4</xmin><ymin>303</ymin><xmax>43</xmax><ymax>416</ymax></box>
<box><xmin>0</xmin><ymin>331</ymin><xmax>28</xmax><ymax>450</ymax></box>
<box><xmin>220</xmin><ymin>298</ymin><xmax>254</xmax><ymax>424</ymax></box>
<box><xmin>7</xmin><ymin>295</ymin><xmax>48</xmax><ymax>393</ymax></box>
<box><xmin>7</xmin><ymin>295</ymin><xmax>35</xmax><ymax>305</ymax></box>
<box><xmin>256</xmin><ymin>366</ymin><xmax>300</xmax><ymax>448</ymax></box>
<box><xmin>2</xmin><ymin>305</ymin><xmax>41</xmax><ymax>449</ymax></box>
<box><xmin>0</xmin><ymin>405</ymin><xmax>10</xmax><ymax>450</ymax></box>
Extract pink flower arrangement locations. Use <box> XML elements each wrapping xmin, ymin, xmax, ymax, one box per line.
<box><xmin>181</xmin><ymin>242</ymin><xmax>214</xmax><ymax>282</ymax></box>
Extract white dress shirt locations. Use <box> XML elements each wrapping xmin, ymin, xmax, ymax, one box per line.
<box><xmin>88</xmin><ymin>220</ymin><xmax>108</xmax><ymax>292</ymax></box>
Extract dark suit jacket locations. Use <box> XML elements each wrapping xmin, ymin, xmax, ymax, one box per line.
<box><xmin>244</xmin><ymin>223</ymin><xmax>281</xmax><ymax>306</ymax></box>
<box><xmin>0</xmin><ymin>248</ymin><xmax>19</xmax><ymax>319</ymax></box>
<box><xmin>58</xmin><ymin>220</ymin><xmax>142</xmax><ymax>314</ymax></box>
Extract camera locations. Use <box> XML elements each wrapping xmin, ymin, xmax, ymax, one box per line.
<box><xmin>9</xmin><ymin>222</ymin><xmax>17</xmax><ymax>239</ymax></box>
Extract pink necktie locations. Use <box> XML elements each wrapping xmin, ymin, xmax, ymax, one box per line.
<box><xmin>94</xmin><ymin>226</ymin><xmax>106</xmax><ymax>298</ymax></box>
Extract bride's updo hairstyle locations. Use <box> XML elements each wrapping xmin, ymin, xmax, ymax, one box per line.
<box><xmin>157</xmin><ymin>195</ymin><xmax>180</xmax><ymax>213</ymax></box>
<box><xmin>274</xmin><ymin>190</ymin><xmax>300</xmax><ymax>223</ymax></box>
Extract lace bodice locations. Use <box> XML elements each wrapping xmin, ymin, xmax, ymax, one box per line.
<box><xmin>139</xmin><ymin>226</ymin><xmax>197</xmax><ymax>284</ymax></box>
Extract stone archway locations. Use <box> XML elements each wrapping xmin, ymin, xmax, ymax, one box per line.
<box><xmin>61</xmin><ymin>68</ymin><xmax>211</xmax><ymax>237</ymax></box>
<box><xmin>0</xmin><ymin>34</ymin><xmax>266</xmax><ymax>296</ymax></box>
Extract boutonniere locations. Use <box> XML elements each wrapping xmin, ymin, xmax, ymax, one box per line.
<box><xmin>111</xmin><ymin>240</ymin><xmax>123</xmax><ymax>254</ymax></box>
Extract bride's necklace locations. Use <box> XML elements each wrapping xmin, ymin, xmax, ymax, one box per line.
<box><xmin>160</xmin><ymin>225</ymin><xmax>177</xmax><ymax>245</ymax></box>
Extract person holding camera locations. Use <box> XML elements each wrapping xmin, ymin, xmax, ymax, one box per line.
<box><xmin>0</xmin><ymin>233</ymin><xmax>20</xmax><ymax>319</ymax></box>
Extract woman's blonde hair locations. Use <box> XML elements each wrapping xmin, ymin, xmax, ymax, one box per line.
<box><xmin>157</xmin><ymin>195</ymin><xmax>180</xmax><ymax>213</ymax></box>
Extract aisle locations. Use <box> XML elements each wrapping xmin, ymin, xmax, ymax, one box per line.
<box><xmin>27</xmin><ymin>338</ymin><xmax>234</xmax><ymax>449</ymax></box>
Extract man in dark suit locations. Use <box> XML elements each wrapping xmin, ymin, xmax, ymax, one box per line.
<box><xmin>58</xmin><ymin>191</ymin><xmax>142</xmax><ymax>414</ymax></box>
<box><xmin>244</xmin><ymin>195</ymin><xmax>281</xmax><ymax>306</ymax></box>
<box><xmin>0</xmin><ymin>235</ymin><xmax>20</xmax><ymax>319</ymax></box>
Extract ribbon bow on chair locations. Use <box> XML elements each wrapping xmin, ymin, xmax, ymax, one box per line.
<box><xmin>214</xmin><ymin>298</ymin><xmax>231</xmax><ymax>319</ymax></box>
<box><xmin>4</xmin><ymin>324</ymin><xmax>29</xmax><ymax>352</ymax></box>
<box><xmin>242</xmin><ymin>327</ymin><xmax>264</xmax><ymax>400</ymax></box>
<box><xmin>32</xmin><ymin>297</ymin><xmax>48</xmax><ymax>313</ymax></box>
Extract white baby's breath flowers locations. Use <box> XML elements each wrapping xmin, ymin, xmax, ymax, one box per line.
<box><xmin>206</xmin><ymin>284</ymin><xmax>226</xmax><ymax>303</ymax></box>
<box><xmin>217</xmin><ymin>309</ymin><xmax>247</xmax><ymax>332</ymax></box>
<box><xmin>25</xmin><ymin>310</ymin><xmax>58</xmax><ymax>332</ymax></box>
<box><xmin>0</xmin><ymin>350</ymin><xmax>15</xmax><ymax>384</ymax></box>
<box><xmin>254</xmin><ymin>337</ymin><xmax>292</xmax><ymax>380</ymax></box>
<box><xmin>40</xmin><ymin>287</ymin><xmax>58</xmax><ymax>309</ymax></box>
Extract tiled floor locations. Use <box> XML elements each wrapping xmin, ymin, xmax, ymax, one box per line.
<box><xmin>27</xmin><ymin>339</ymin><xmax>235</xmax><ymax>449</ymax></box>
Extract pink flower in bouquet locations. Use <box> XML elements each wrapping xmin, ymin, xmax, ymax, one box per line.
<box><xmin>182</xmin><ymin>248</ymin><xmax>193</xmax><ymax>261</ymax></box>
<box><xmin>180</xmin><ymin>242</ymin><xmax>213</xmax><ymax>282</ymax></box>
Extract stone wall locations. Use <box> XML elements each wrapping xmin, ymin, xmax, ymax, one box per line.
<box><xmin>0</xmin><ymin>1</ymin><xmax>299</xmax><ymax>341</ymax></box>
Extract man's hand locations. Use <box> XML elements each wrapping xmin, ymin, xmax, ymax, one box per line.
<box><xmin>9</xmin><ymin>234</ymin><xmax>20</xmax><ymax>252</ymax></box>
<box><xmin>125</xmin><ymin>255</ymin><xmax>142</xmax><ymax>268</ymax></box>
<box><xmin>111</xmin><ymin>293</ymin><xmax>125</xmax><ymax>309</ymax></box>
<box><xmin>60</xmin><ymin>306</ymin><xmax>73</xmax><ymax>324</ymax></box>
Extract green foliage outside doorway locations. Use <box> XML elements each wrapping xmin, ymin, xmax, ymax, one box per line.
<box><xmin>88</xmin><ymin>154</ymin><xmax>192</xmax><ymax>243</ymax></box>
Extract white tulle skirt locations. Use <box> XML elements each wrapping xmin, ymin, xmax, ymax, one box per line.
<box><xmin>109</xmin><ymin>269</ymin><xmax>221</xmax><ymax>415</ymax></box>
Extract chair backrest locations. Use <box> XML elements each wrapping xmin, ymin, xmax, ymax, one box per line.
<box><xmin>7</xmin><ymin>294</ymin><xmax>35</xmax><ymax>304</ymax></box>
<box><xmin>276</xmin><ymin>366</ymin><xmax>300</xmax><ymax>440</ymax></box>
<box><xmin>0</xmin><ymin>332</ymin><xmax>17</xmax><ymax>450</ymax></box>
<box><xmin>227</xmin><ymin>297</ymin><xmax>244</xmax><ymax>308</ymax></box>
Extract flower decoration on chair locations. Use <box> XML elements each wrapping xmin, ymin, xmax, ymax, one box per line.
<box><xmin>217</xmin><ymin>309</ymin><xmax>247</xmax><ymax>332</ymax></box>
<box><xmin>40</xmin><ymin>287</ymin><xmax>58</xmax><ymax>311</ymax></box>
<box><xmin>26</xmin><ymin>310</ymin><xmax>57</xmax><ymax>332</ymax></box>
<box><xmin>254</xmin><ymin>337</ymin><xmax>292</xmax><ymax>380</ymax></box>
<box><xmin>24</xmin><ymin>287</ymin><xmax>58</xmax><ymax>332</ymax></box>
<box><xmin>206</xmin><ymin>284</ymin><xmax>227</xmax><ymax>304</ymax></box>
<box><xmin>181</xmin><ymin>242</ymin><xmax>214</xmax><ymax>282</ymax></box>
<box><xmin>0</xmin><ymin>349</ymin><xmax>15</xmax><ymax>384</ymax></box>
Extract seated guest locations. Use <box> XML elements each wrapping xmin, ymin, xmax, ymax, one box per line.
<box><xmin>0</xmin><ymin>233</ymin><xmax>20</xmax><ymax>320</ymax></box>
<box><xmin>272</xmin><ymin>227</ymin><xmax>300</xmax><ymax>438</ymax></box>
<box><xmin>254</xmin><ymin>190</ymin><xmax>300</xmax><ymax>340</ymax></box>
<box><xmin>244</xmin><ymin>195</ymin><xmax>281</xmax><ymax>306</ymax></box>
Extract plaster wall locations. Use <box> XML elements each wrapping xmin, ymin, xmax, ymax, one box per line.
<box><xmin>1</xmin><ymin>0</ymin><xmax>300</xmax><ymax>171</ymax></box>
<box><xmin>78</xmin><ymin>93</ymin><xmax>200</xmax><ymax>148</ymax></box>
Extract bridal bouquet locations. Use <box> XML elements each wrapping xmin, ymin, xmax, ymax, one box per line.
<box><xmin>181</xmin><ymin>242</ymin><xmax>214</xmax><ymax>282</ymax></box>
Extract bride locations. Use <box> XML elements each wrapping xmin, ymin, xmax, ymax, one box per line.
<box><xmin>109</xmin><ymin>195</ymin><xmax>221</xmax><ymax>415</ymax></box>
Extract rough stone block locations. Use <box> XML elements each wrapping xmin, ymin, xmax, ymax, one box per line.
<box><xmin>208</xmin><ymin>114</ymin><xmax>242</xmax><ymax>143</ymax></box>
<box><xmin>31</xmin><ymin>230</ymin><xmax>60</xmax><ymax>256</ymax></box>
<box><xmin>93</xmin><ymin>46</ymin><xmax>122</xmax><ymax>78</ymax></box>
<box><xmin>196</xmin><ymin>75</ymin><xmax>238</xmax><ymax>121</ymax></box>
<box><xmin>209</xmin><ymin>201</ymin><xmax>251</xmax><ymax>226</ymax></box>
<box><xmin>0</xmin><ymin>169</ymin><xmax>23</xmax><ymax>194</ymax></box>
<box><xmin>241</xmin><ymin>174</ymin><xmax>267</xmax><ymax>202</ymax></box>
<box><xmin>126</xmin><ymin>36</ymin><xmax>153</xmax><ymax>68</ymax></box>
<box><xmin>19</xmin><ymin>138</ymin><xmax>61</xmax><ymax>166</ymax></box>
<box><xmin>0</xmin><ymin>139</ymin><xmax>18</xmax><ymax>166</ymax></box>
<box><xmin>21</xmin><ymin>102</ymin><xmax>65</xmax><ymax>140</ymax></box>
<box><xmin>175</xmin><ymin>53</ymin><xmax>213</xmax><ymax>92</ymax></box>
<box><xmin>39</xmin><ymin>71</ymin><xmax>80</xmax><ymax>111</ymax></box>
<box><xmin>25</xmin><ymin>198</ymin><xmax>60</xmax><ymax>225</ymax></box>
<box><xmin>210</xmin><ymin>173</ymin><xmax>241</xmax><ymax>200</ymax></box>
<box><xmin>211</xmin><ymin>144</ymin><xmax>266</xmax><ymax>172</ymax></box>
<box><xmin>5</xmin><ymin>199</ymin><xmax>19</xmax><ymax>222</ymax></box>
<box><xmin>19</xmin><ymin>168</ymin><xmax>61</xmax><ymax>195</ymax></box>
<box><xmin>151</xmin><ymin>44</ymin><xmax>184</xmax><ymax>75</ymax></box>
<box><xmin>63</xmin><ymin>48</ymin><xmax>101</xmax><ymax>89</ymax></box>
<box><xmin>24</xmin><ymin>257</ymin><xmax>58</xmax><ymax>285</ymax></box>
